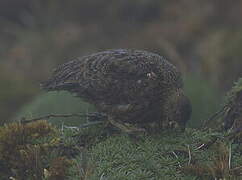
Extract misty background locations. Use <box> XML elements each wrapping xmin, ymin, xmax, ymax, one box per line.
<box><xmin>0</xmin><ymin>0</ymin><xmax>242</xmax><ymax>127</ymax></box>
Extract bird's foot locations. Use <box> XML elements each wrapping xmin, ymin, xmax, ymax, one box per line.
<box><xmin>108</xmin><ymin>118</ymin><xmax>146</xmax><ymax>135</ymax></box>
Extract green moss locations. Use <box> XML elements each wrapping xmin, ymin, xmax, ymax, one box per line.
<box><xmin>2</xmin><ymin>119</ymin><xmax>242</xmax><ymax>179</ymax></box>
<box><xmin>69</xmin><ymin>129</ymin><xmax>242</xmax><ymax>179</ymax></box>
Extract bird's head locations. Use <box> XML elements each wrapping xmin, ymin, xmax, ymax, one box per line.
<box><xmin>165</xmin><ymin>89</ymin><xmax>192</xmax><ymax>132</ymax></box>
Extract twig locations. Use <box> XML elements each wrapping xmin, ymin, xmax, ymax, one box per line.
<box><xmin>231</xmin><ymin>165</ymin><xmax>242</xmax><ymax>171</ymax></box>
<box><xmin>108</xmin><ymin>118</ymin><xmax>145</xmax><ymax>133</ymax></box>
<box><xmin>195</xmin><ymin>137</ymin><xmax>218</xmax><ymax>150</ymax></box>
<box><xmin>172</xmin><ymin>151</ymin><xmax>181</xmax><ymax>168</ymax></box>
<box><xmin>61</xmin><ymin>122</ymin><xmax>64</xmax><ymax>135</ymax></box>
<box><xmin>227</xmin><ymin>126</ymin><xmax>242</xmax><ymax>140</ymax></box>
<box><xmin>100</xmin><ymin>173</ymin><xmax>105</xmax><ymax>180</ymax></box>
<box><xmin>63</xmin><ymin>121</ymin><xmax>104</xmax><ymax>130</ymax></box>
<box><xmin>20</xmin><ymin>113</ymin><xmax>88</xmax><ymax>123</ymax></box>
<box><xmin>195</xmin><ymin>143</ymin><xmax>205</xmax><ymax>151</ymax></box>
<box><xmin>187</xmin><ymin>145</ymin><xmax>191</xmax><ymax>165</ymax></box>
<box><xmin>229</xmin><ymin>143</ymin><xmax>232</xmax><ymax>170</ymax></box>
<box><xmin>19</xmin><ymin>112</ymin><xmax>106</xmax><ymax>124</ymax></box>
<box><xmin>202</xmin><ymin>106</ymin><xmax>227</xmax><ymax>129</ymax></box>
<box><xmin>63</xmin><ymin>125</ymin><xmax>80</xmax><ymax>130</ymax></box>
<box><xmin>78</xmin><ymin>121</ymin><xmax>104</xmax><ymax>128</ymax></box>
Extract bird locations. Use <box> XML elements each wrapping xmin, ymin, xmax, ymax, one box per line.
<box><xmin>41</xmin><ymin>49</ymin><xmax>191</xmax><ymax>133</ymax></box>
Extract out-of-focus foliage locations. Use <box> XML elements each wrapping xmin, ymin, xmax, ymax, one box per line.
<box><xmin>1</xmin><ymin>0</ymin><xmax>242</xmax><ymax>122</ymax></box>
<box><xmin>184</xmin><ymin>75</ymin><xmax>221</xmax><ymax>128</ymax></box>
<box><xmin>0</xmin><ymin>70</ymin><xmax>37</xmax><ymax>125</ymax></box>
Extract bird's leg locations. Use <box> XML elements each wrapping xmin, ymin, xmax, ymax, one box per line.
<box><xmin>97</xmin><ymin>103</ymin><xmax>146</xmax><ymax>134</ymax></box>
<box><xmin>108</xmin><ymin>117</ymin><xmax>146</xmax><ymax>134</ymax></box>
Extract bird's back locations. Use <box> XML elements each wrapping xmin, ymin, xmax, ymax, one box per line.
<box><xmin>42</xmin><ymin>49</ymin><xmax>183</xmax><ymax>104</ymax></box>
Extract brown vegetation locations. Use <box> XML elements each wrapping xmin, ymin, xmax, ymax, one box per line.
<box><xmin>0</xmin><ymin>120</ymin><xmax>72</xmax><ymax>179</ymax></box>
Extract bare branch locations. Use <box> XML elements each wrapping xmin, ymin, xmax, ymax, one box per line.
<box><xmin>19</xmin><ymin>112</ymin><xmax>107</xmax><ymax>124</ymax></box>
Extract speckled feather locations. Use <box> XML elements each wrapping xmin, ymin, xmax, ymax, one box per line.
<box><xmin>43</xmin><ymin>49</ymin><xmax>182</xmax><ymax>102</ymax></box>
<box><xmin>42</xmin><ymin>49</ymin><xmax>190</xmax><ymax>128</ymax></box>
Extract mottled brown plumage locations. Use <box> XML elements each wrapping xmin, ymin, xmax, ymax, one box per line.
<box><xmin>42</xmin><ymin>49</ymin><xmax>191</xmax><ymax>132</ymax></box>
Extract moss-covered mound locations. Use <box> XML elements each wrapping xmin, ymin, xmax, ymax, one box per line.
<box><xmin>1</xmin><ymin>120</ymin><xmax>242</xmax><ymax>179</ymax></box>
<box><xmin>69</xmin><ymin>129</ymin><xmax>242</xmax><ymax>180</ymax></box>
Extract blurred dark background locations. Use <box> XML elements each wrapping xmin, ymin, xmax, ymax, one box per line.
<box><xmin>0</xmin><ymin>0</ymin><xmax>242</xmax><ymax>127</ymax></box>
